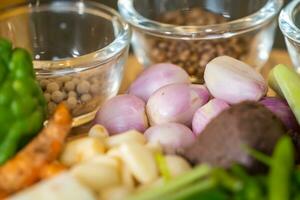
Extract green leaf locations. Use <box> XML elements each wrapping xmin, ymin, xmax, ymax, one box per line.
<box><xmin>187</xmin><ymin>188</ymin><xmax>229</xmax><ymax>200</ymax></box>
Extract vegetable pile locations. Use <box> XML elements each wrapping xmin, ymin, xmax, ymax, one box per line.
<box><xmin>91</xmin><ymin>55</ymin><xmax>300</xmax><ymax>199</ymax></box>
<box><xmin>10</xmin><ymin>126</ymin><xmax>191</xmax><ymax>200</ymax></box>
<box><xmin>0</xmin><ymin>38</ymin><xmax>47</xmax><ymax>164</ymax></box>
<box><xmin>130</xmin><ymin>136</ymin><xmax>298</xmax><ymax>200</ymax></box>
<box><xmin>3</xmin><ymin>35</ymin><xmax>300</xmax><ymax>200</ymax></box>
<box><xmin>94</xmin><ymin>56</ymin><xmax>300</xmax><ymax>159</ymax></box>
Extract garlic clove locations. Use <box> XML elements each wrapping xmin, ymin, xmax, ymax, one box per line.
<box><xmin>119</xmin><ymin>143</ymin><xmax>158</xmax><ymax>184</ymax></box>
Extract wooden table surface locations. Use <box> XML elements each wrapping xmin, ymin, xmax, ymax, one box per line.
<box><xmin>72</xmin><ymin>50</ymin><xmax>293</xmax><ymax>134</ymax></box>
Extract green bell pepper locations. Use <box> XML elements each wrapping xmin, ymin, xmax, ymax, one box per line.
<box><xmin>0</xmin><ymin>38</ymin><xmax>47</xmax><ymax>164</ymax></box>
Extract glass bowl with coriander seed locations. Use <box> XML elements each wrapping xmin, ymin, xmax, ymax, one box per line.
<box><xmin>279</xmin><ymin>0</ymin><xmax>300</xmax><ymax>73</ymax></box>
<box><xmin>0</xmin><ymin>1</ymin><xmax>131</xmax><ymax>126</ymax></box>
<box><xmin>118</xmin><ymin>0</ymin><xmax>283</xmax><ymax>83</ymax></box>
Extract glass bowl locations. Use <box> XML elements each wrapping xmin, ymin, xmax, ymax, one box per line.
<box><xmin>118</xmin><ymin>0</ymin><xmax>283</xmax><ymax>83</ymax></box>
<box><xmin>0</xmin><ymin>1</ymin><xmax>131</xmax><ymax>126</ymax></box>
<box><xmin>279</xmin><ymin>0</ymin><xmax>300</xmax><ymax>73</ymax></box>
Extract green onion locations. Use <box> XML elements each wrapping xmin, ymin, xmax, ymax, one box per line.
<box><xmin>129</xmin><ymin>164</ymin><xmax>212</xmax><ymax>200</ymax></box>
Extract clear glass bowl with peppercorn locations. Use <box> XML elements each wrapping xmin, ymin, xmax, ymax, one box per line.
<box><xmin>0</xmin><ymin>1</ymin><xmax>131</xmax><ymax>126</ymax></box>
<box><xmin>279</xmin><ymin>0</ymin><xmax>300</xmax><ymax>73</ymax></box>
<box><xmin>118</xmin><ymin>0</ymin><xmax>283</xmax><ymax>83</ymax></box>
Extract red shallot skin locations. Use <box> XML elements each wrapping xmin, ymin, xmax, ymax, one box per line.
<box><xmin>94</xmin><ymin>94</ymin><xmax>148</xmax><ymax>135</ymax></box>
<box><xmin>260</xmin><ymin>97</ymin><xmax>300</xmax><ymax>132</ymax></box>
<box><xmin>128</xmin><ymin>63</ymin><xmax>190</xmax><ymax>102</ymax></box>
<box><xmin>144</xmin><ymin>123</ymin><xmax>195</xmax><ymax>154</ymax></box>
<box><xmin>192</xmin><ymin>98</ymin><xmax>230</xmax><ymax>135</ymax></box>
<box><xmin>146</xmin><ymin>83</ymin><xmax>210</xmax><ymax>127</ymax></box>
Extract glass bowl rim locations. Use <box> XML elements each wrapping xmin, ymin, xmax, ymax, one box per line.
<box><xmin>0</xmin><ymin>0</ymin><xmax>131</xmax><ymax>74</ymax></box>
<box><xmin>279</xmin><ymin>0</ymin><xmax>300</xmax><ymax>43</ymax></box>
<box><xmin>118</xmin><ymin>0</ymin><xmax>283</xmax><ymax>39</ymax></box>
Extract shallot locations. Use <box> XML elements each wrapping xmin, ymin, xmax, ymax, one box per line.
<box><xmin>94</xmin><ymin>94</ymin><xmax>148</xmax><ymax>135</ymax></box>
<box><xmin>190</xmin><ymin>84</ymin><xmax>211</xmax><ymax>101</ymax></box>
<box><xmin>260</xmin><ymin>97</ymin><xmax>299</xmax><ymax>132</ymax></box>
<box><xmin>192</xmin><ymin>99</ymin><xmax>230</xmax><ymax>135</ymax></box>
<box><xmin>146</xmin><ymin>83</ymin><xmax>209</xmax><ymax>126</ymax></box>
<box><xmin>204</xmin><ymin>56</ymin><xmax>267</xmax><ymax>104</ymax></box>
<box><xmin>128</xmin><ymin>63</ymin><xmax>190</xmax><ymax>101</ymax></box>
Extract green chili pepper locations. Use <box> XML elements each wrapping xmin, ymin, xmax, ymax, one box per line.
<box><xmin>268</xmin><ymin>136</ymin><xmax>294</xmax><ymax>200</ymax></box>
<box><xmin>0</xmin><ymin>38</ymin><xmax>47</xmax><ymax>164</ymax></box>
